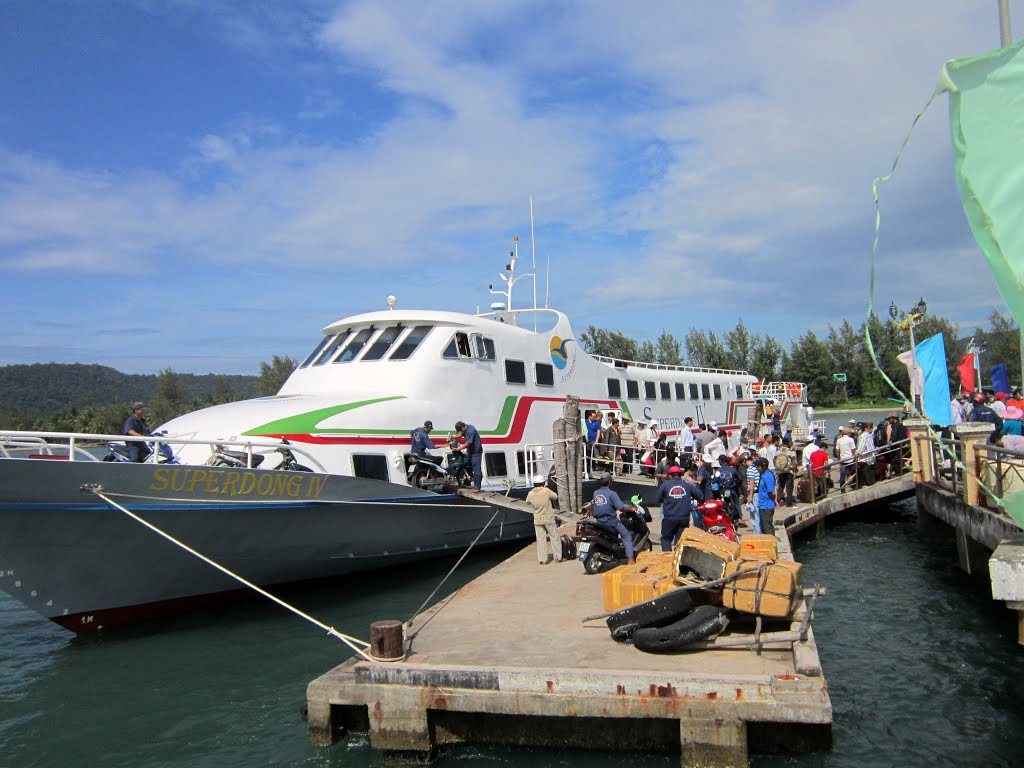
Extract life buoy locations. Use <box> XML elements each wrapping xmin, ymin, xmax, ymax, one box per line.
<box><xmin>751</xmin><ymin>382</ymin><xmax>763</xmax><ymax>395</ymax></box>
<box><xmin>785</xmin><ymin>383</ymin><xmax>801</xmax><ymax>398</ymax></box>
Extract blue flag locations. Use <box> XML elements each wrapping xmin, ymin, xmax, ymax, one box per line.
<box><xmin>991</xmin><ymin>362</ymin><xmax>1010</xmax><ymax>395</ymax></box>
<box><xmin>915</xmin><ymin>333</ymin><xmax>951</xmax><ymax>426</ymax></box>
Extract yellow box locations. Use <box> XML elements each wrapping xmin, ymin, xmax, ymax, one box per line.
<box><xmin>722</xmin><ymin>560</ymin><xmax>802</xmax><ymax>617</ymax></box>
<box><xmin>737</xmin><ymin>534</ymin><xmax>779</xmax><ymax>563</ymax></box>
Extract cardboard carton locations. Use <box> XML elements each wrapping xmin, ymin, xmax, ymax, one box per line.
<box><xmin>722</xmin><ymin>559</ymin><xmax>802</xmax><ymax>617</ymax></box>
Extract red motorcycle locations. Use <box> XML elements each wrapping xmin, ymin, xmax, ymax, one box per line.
<box><xmin>698</xmin><ymin>499</ymin><xmax>736</xmax><ymax>541</ymax></box>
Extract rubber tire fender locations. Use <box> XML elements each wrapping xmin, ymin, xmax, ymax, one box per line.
<box><xmin>606</xmin><ymin>588</ymin><xmax>694</xmax><ymax>642</ymax></box>
<box><xmin>631</xmin><ymin>605</ymin><xmax>729</xmax><ymax>653</ymax></box>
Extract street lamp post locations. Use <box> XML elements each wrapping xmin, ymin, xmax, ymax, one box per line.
<box><xmin>889</xmin><ymin>298</ymin><xmax>928</xmax><ymax>413</ymax></box>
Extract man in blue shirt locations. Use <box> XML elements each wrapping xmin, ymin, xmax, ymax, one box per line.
<box><xmin>122</xmin><ymin>401</ymin><xmax>152</xmax><ymax>463</ymax></box>
<box><xmin>655</xmin><ymin>465</ymin><xmax>703</xmax><ymax>551</ymax></box>
<box><xmin>754</xmin><ymin>457</ymin><xmax>778</xmax><ymax>535</ymax></box>
<box><xmin>454</xmin><ymin>420</ymin><xmax>483</xmax><ymax>491</ymax></box>
<box><xmin>409</xmin><ymin>420</ymin><xmax>435</xmax><ymax>458</ymax></box>
<box><xmin>591</xmin><ymin>472</ymin><xmax>636</xmax><ymax>564</ymax></box>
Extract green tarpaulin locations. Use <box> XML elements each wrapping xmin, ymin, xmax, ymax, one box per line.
<box><xmin>940</xmin><ymin>39</ymin><xmax>1024</xmax><ymax>526</ymax></box>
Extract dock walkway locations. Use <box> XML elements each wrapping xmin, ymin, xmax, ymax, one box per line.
<box><xmin>307</xmin><ymin>513</ymin><xmax>832</xmax><ymax>766</ymax></box>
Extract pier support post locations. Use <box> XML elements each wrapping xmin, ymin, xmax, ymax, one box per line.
<box><xmin>367</xmin><ymin>696</ymin><xmax>434</xmax><ymax>756</ymax></box>
<box><xmin>952</xmin><ymin>423</ymin><xmax>994</xmax><ymax>507</ymax></box>
<box><xmin>903</xmin><ymin>418</ymin><xmax>932</xmax><ymax>484</ymax></box>
<box><xmin>955</xmin><ymin>526</ymin><xmax>991</xmax><ymax>575</ymax></box>
<box><xmin>680</xmin><ymin>718</ymin><xmax>748</xmax><ymax>768</ymax></box>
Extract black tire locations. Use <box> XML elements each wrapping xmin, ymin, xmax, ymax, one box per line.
<box><xmin>632</xmin><ymin>605</ymin><xmax>729</xmax><ymax>653</ymax></box>
<box><xmin>583</xmin><ymin>549</ymin><xmax>618</xmax><ymax>575</ymax></box>
<box><xmin>606</xmin><ymin>588</ymin><xmax>694</xmax><ymax>642</ymax></box>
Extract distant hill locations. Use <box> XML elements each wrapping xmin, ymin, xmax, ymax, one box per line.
<box><xmin>0</xmin><ymin>363</ymin><xmax>258</xmax><ymax>418</ymax></box>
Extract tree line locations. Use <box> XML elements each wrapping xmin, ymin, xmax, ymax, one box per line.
<box><xmin>0</xmin><ymin>356</ymin><xmax>298</xmax><ymax>433</ymax></box>
<box><xmin>581</xmin><ymin>309</ymin><xmax>1020</xmax><ymax>408</ymax></box>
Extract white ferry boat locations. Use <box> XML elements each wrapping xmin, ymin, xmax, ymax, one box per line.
<box><xmin>0</xmin><ymin>242</ymin><xmax>811</xmax><ymax>633</ymax></box>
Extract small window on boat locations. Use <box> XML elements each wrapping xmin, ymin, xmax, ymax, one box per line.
<box><xmin>300</xmin><ymin>335</ymin><xmax>333</xmax><ymax>368</ymax></box>
<box><xmin>689</xmin><ymin>383</ymin><xmax>699</xmax><ymax>400</ymax></box>
<box><xmin>313</xmin><ymin>331</ymin><xmax>352</xmax><ymax>365</ymax></box>
<box><xmin>701</xmin><ymin>383</ymin><xmax>711</xmax><ymax>400</ymax></box>
<box><xmin>352</xmin><ymin>454</ymin><xmax>389</xmax><ymax>482</ymax></box>
<box><xmin>535</xmin><ymin>362</ymin><xmax>554</xmax><ymax>386</ymax></box>
<box><xmin>626</xmin><ymin>380</ymin><xmax>639</xmax><ymax>399</ymax></box>
<box><xmin>660</xmin><ymin>382</ymin><xmax>671</xmax><ymax>400</ymax></box>
<box><xmin>516</xmin><ymin>449</ymin><xmax>542</xmax><ymax>476</ymax></box>
<box><xmin>675</xmin><ymin>382</ymin><xmax>687</xmax><ymax>400</ymax></box>
<box><xmin>484</xmin><ymin>452</ymin><xmax>508</xmax><ymax>477</ymax></box>
<box><xmin>443</xmin><ymin>332</ymin><xmax>472</xmax><ymax>359</ymax></box>
<box><xmin>334</xmin><ymin>327</ymin><xmax>374</xmax><ymax>363</ymax></box>
<box><xmin>713</xmin><ymin>384</ymin><xmax>722</xmax><ymax>400</ymax></box>
<box><xmin>644</xmin><ymin>381</ymin><xmax>656</xmax><ymax>399</ymax></box>
<box><xmin>472</xmin><ymin>334</ymin><xmax>496</xmax><ymax>360</ymax></box>
<box><xmin>505</xmin><ymin>359</ymin><xmax>526</xmax><ymax>384</ymax></box>
<box><xmin>607</xmin><ymin>378</ymin><xmax>622</xmax><ymax>399</ymax></box>
<box><xmin>361</xmin><ymin>326</ymin><xmax>403</xmax><ymax>361</ymax></box>
<box><xmin>736</xmin><ymin>384</ymin><xmax>744</xmax><ymax>400</ymax></box>
<box><xmin>390</xmin><ymin>325</ymin><xmax>432</xmax><ymax>360</ymax></box>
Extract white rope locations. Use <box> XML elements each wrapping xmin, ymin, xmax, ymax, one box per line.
<box><xmin>86</xmin><ymin>485</ymin><xmax>403</xmax><ymax>662</ymax></box>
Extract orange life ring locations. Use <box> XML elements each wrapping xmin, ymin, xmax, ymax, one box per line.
<box><xmin>785</xmin><ymin>383</ymin><xmax>801</xmax><ymax>398</ymax></box>
<box><xmin>751</xmin><ymin>382</ymin><xmax>763</xmax><ymax>395</ymax></box>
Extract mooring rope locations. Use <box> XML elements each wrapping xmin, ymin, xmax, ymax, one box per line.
<box><xmin>83</xmin><ymin>483</ymin><xmax>407</xmax><ymax>662</ymax></box>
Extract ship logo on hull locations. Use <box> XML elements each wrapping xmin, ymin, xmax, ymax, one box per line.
<box><xmin>550</xmin><ymin>336</ymin><xmax>573</xmax><ymax>370</ymax></box>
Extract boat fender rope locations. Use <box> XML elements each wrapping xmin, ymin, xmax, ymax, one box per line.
<box><xmin>85</xmin><ymin>485</ymin><xmax>404</xmax><ymax>662</ymax></box>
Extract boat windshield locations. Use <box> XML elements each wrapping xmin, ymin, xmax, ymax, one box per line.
<box><xmin>312</xmin><ymin>331</ymin><xmax>352</xmax><ymax>366</ymax></box>
<box><xmin>334</xmin><ymin>327</ymin><xmax>374</xmax><ymax>363</ymax></box>
<box><xmin>390</xmin><ymin>325</ymin><xmax>432</xmax><ymax>360</ymax></box>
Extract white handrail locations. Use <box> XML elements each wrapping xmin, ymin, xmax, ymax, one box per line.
<box><xmin>0</xmin><ymin>430</ymin><xmax>327</xmax><ymax>472</ymax></box>
<box><xmin>591</xmin><ymin>355</ymin><xmax>750</xmax><ymax>376</ymax></box>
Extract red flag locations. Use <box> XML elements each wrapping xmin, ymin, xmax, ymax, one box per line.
<box><xmin>957</xmin><ymin>353</ymin><xmax>976</xmax><ymax>394</ymax></box>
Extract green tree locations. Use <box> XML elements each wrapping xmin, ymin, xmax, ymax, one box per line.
<box><xmin>257</xmin><ymin>355</ymin><xmax>298</xmax><ymax>396</ymax></box>
<box><xmin>655</xmin><ymin>330</ymin><xmax>683</xmax><ymax>366</ymax></box>
<box><xmin>637</xmin><ymin>340</ymin><xmax>657</xmax><ymax>363</ymax></box>
<box><xmin>976</xmin><ymin>309</ymin><xmax>1019</xmax><ymax>388</ymax></box>
<box><xmin>211</xmin><ymin>375</ymin><xmax>234</xmax><ymax>404</ymax></box>
<box><xmin>684</xmin><ymin>328</ymin><xmax>731</xmax><ymax>369</ymax></box>
<box><xmin>782</xmin><ymin>330</ymin><xmax>835</xmax><ymax>406</ymax></box>
<box><xmin>156</xmin><ymin>368</ymin><xmax>187</xmax><ymax>403</ymax></box>
<box><xmin>579</xmin><ymin>325</ymin><xmax>640</xmax><ymax>361</ymax></box>
<box><xmin>724</xmin><ymin>319</ymin><xmax>754</xmax><ymax>371</ymax></box>
<box><xmin>749</xmin><ymin>336</ymin><xmax>783</xmax><ymax>381</ymax></box>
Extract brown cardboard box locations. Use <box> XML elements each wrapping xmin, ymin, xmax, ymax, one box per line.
<box><xmin>722</xmin><ymin>560</ymin><xmax>802</xmax><ymax>617</ymax></box>
<box><xmin>737</xmin><ymin>534</ymin><xmax>779</xmax><ymax>562</ymax></box>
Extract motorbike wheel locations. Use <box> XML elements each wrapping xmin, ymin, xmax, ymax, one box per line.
<box><xmin>583</xmin><ymin>549</ymin><xmax>619</xmax><ymax>575</ymax></box>
<box><xmin>641</xmin><ymin>540</ymin><xmax>653</xmax><ymax>552</ymax></box>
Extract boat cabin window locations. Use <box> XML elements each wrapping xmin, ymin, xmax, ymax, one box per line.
<box><xmin>689</xmin><ymin>383</ymin><xmax>699</xmax><ymax>400</ymax></box>
<box><xmin>516</xmin><ymin>448</ymin><xmax>542</xmax><ymax>476</ymax></box>
<box><xmin>713</xmin><ymin>384</ymin><xmax>722</xmax><ymax>400</ymax></box>
<box><xmin>644</xmin><ymin>381</ymin><xmax>656</xmax><ymax>399</ymax></box>
<box><xmin>352</xmin><ymin>454</ymin><xmax>389</xmax><ymax>482</ymax></box>
<box><xmin>472</xmin><ymin>334</ymin><xmax>496</xmax><ymax>360</ymax></box>
<box><xmin>626</xmin><ymin>380</ymin><xmax>639</xmax><ymax>399</ymax></box>
<box><xmin>442</xmin><ymin>332</ymin><xmax>472</xmax><ymax>359</ymax></box>
<box><xmin>505</xmin><ymin>359</ymin><xmax>526</xmax><ymax>384</ymax></box>
<box><xmin>313</xmin><ymin>331</ymin><xmax>352</xmax><ymax>366</ymax></box>
<box><xmin>300</xmin><ymin>334</ymin><xmax>334</xmax><ymax>368</ymax></box>
<box><xmin>334</xmin><ymin>327</ymin><xmax>374</xmax><ymax>363</ymax></box>
<box><xmin>484</xmin><ymin>452</ymin><xmax>508</xmax><ymax>477</ymax></box>
<box><xmin>362</xmin><ymin>325</ymin><xmax>403</xmax><ymax>361</ymax></box>
<box><xmin>535</xmin><ymin>362</ymin><xmax>554</xmax><ymax>386</ymax></box>
<box><xmin>607</xmin><ymin>378</ymin><xmax>622</xmax><ymax>398</ymax></box>
<box><xmin>735</xmin><ymin>384</ymin><xmax>744</xmax><ymax>399</ymax></box>
<box><xmin>701</xmin><ymin>383</ymin><xmax>711</xmax><ymax>400</ymax></box>
<box><xmin>675</xmin><ymin>382</ymin><xmax>687</xmax><ymax>400</ymax></box>
<box><xmin>390</xmin><ymin>325</ymin><xmax>432</xmax><ymax>360</ymax></box>
<box><xmin>660</xmin><ymin>382</ymin><xmax>671</xmax><ymax>400</ymax></box>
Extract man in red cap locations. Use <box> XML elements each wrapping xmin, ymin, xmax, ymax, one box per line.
<box><xmin>654</xmin><ymin>464</ymin><xmax>703</xmax><ymax>550</ymax></box>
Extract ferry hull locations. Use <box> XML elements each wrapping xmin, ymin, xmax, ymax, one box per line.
<box><xmin>0</xmin><ymin>459</ymin><xmax>533</xmax><ymax>633</ymax></box>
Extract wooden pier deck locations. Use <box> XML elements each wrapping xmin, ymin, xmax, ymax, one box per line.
<box><xmin>307</xmin><ymin>511</ymin><xmax>833</xmax><ymax>766</ymax></box>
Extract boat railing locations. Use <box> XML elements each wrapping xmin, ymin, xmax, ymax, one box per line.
<box><xmin>591</xmin><ymin>355</ymin><xmax>749</xmax><ymax>376</ymax></box>
<box><xmin>0</xmin><ymin>430</ymin><xmax>327</xmax><ymax>472</ymax></box>
<box><xmin>745</xmin><ymin>381</ymin><xmax>807</xmax><ymax>402</ymax></box>
<box><xmin>522</xmin><ymin>442</ymin><xmax>557</xmax><ymax>483</ymax></box>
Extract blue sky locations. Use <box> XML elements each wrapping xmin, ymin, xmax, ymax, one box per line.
<box><xmin>0</xmin><ymin>0</ymin><xmax>1014</xmax><ymax>374</ymax></box>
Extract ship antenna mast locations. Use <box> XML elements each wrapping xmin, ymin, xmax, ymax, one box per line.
<box><xmin>488</xmin><ymin>236</ymin><xmax>532</xmax><ymax>322</ymax></box>
<box><xmin>530</xmin><ymin>195</ymin><xmax>538</xmax><ymax>331</ymax></box>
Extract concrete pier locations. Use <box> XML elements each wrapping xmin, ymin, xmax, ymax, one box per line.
<box><xmin>307</xmin><ymin>520</ymin><xmax>831</xmax><ymax>766</ymax></box>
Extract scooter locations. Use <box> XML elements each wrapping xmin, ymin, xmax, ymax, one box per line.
<box><xmin>575</xmin><ymin>495</ymin><xmax>653</xmax><ymax>574</ymax></box>
<box><xmin>404</xmin><ymin>439</ymin><xmax>473</xmax><ymax>492</ymax></box>
<box><xmin>697</xmin><ymin>499</ymin><xmax>737</xmax><ymax>541</ymax></box>
<box><xmin>208</xmin><ymin>440</ymin><xmax>312</xmax><ymax>471</ymax></box>
<box><xmin>104</xmin><ymin>431</ymin><xmax>179</xmax><ymax>464</ymax></box>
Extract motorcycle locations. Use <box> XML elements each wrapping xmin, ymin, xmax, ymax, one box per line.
<box><xmin>574</xmin><ymin>494</ymin><xmax>653</xmax><ymax>574</ymax></box>
<box><xmin>104</xmin><ymin>431</ymin><xmax>179</xmax><ymax>464</ymax></box>
<box><xmin>209</xmin><ymin>440</ymin><xmax>312</xmax><ymax>471</ymax></box>
<box><xmin>404</xmin><ymin>439</ymin><xmax>472</xmax><ymax>492</ymax></box>
<box><xmin>697</xmin><ymin>499</ymin><xmax>737</xmax><ymax>541</ymax></box>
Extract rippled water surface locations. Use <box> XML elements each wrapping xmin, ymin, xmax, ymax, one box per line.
<box><xmin>2</xmin><ymin>500</ymin><xmax>1023</xmax><ymax>767</ymax></box>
